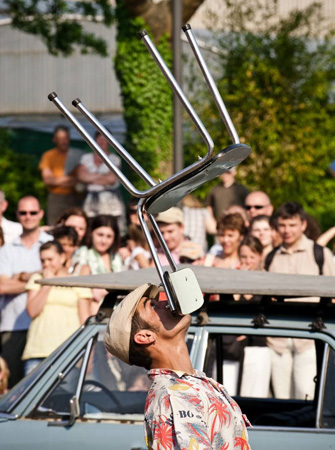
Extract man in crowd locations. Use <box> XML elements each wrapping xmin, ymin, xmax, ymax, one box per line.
<box><xmin>39</xmin><ymin>125</ymin><xmax>83</xmax><ymax>225</ymax></box>
<box><xmin>0</xmin><ymin>189</ymin><xmax>22</xmax><ymax>245</ymax></box>
<box><xmin>265</xmin><ymin>202</ymin><xmax>335</xmax><ymax>400</ymax></box>
<box><xmin>244</xmin><ymin>191</ymin><xmax>273</xmax><ymax>221</ymax></box>
<box><xmin>206</xmin><ymin>168</ymin><xmax>249</xmax><ymax>222</ymax></box>
<box><xmin>265</xmin><ymin>202</ymin><xmax>335</xmax><ymax>276</ymax></box>
<box><xmin>105</xmin><ymin>284</ymin><xmax>251</xmax><ymax>450</ymax></box>
<box><xmin>155</xmin><ymin>207</ymin><xmax>191</xmax><ymax>265</ymax></box>
<box><xmin>0</xmin><ymin>196</ymin><xmax>52</xmax><ymax>387</ymax></box>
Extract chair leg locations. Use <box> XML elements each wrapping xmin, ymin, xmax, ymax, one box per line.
<box><xmin>137</xmin><ymin>199</ymin><xmax>178</xmax><ymax>312</ymax></box>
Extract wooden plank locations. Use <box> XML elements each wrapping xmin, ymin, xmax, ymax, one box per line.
<box><xmin>38</xmin><ymin>265</ymin><xmax>335</xmax><ymax>298</ymax></box>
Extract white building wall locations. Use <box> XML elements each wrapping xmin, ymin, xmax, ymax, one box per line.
<box><xmin>0</xmin><ymin>21</ymin><xmax>122</xmax><ymax>114</ymax></box>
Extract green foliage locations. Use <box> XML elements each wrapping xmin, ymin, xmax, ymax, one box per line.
<box><xmin>114</xmin><ymin>0</ymin><xmax>173</xmax><ymax>187</ymax></box>
<box><xmin>185</xmin><ymin>0</ymin><xmax>335</xmax><ymax>229</ymax></box>
<box><xmin>6</xmin><ymin>0</ymin><xmax>114</xmax><ymax>56</ymax></box>
<box><xmin>0</xmin><ymin>129</ymin><xmax>47</xmax><ymax>220</ymax></box>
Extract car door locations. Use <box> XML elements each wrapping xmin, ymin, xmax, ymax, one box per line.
<box><xmin>193</xmin><ymin>324</ymin><xmax>335</xmax><ymax>450</ymax></box>
<box><xmin>0</xmin><ymin>324</ymin><xmax>147</xmax><ymax>450</ymax></box>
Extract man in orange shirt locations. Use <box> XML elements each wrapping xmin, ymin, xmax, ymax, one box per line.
<box><xmin>39</xmin><ymin>126</ymin><xmax>82</xmax><ymax>224</ymax></box>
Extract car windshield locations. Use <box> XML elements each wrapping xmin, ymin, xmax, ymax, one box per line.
<box><xmin>0</xmin><ymin>326</ymin><xmax>84</xmax><ymax>413</ymax></box>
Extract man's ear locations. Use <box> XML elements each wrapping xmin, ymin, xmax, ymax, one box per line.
<box><xmin>134</xmin><ymin>329</ymin><xmax>156</xmax><ymax>346</ymax></box>
<box><xmin>302</xmin><ymin>219</ymin><xmax>307</xmax><ymax>232</ymax></box>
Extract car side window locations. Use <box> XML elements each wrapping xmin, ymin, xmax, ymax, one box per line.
<box><xmin>204</xmin><ymin>333</ymin><xmax>322</xmax><ymax>428</ymax></box>
<box><xmin>35</xmin><ymin>352</ymin><xmax>85</xmax><ymax>417</ymax></box>
<box><xmin>81</xmin><ymin>330</ymin><xmax>151</xmax><ymax>418</ymax></box>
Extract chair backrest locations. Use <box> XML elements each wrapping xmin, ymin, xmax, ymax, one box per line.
<box><xmin>48</xmin><ymin>25</ymin><xmax>252</xmax><ymax>313</ymax></box>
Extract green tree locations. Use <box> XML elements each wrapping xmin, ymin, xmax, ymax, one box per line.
<box><xmin>185</xmin><ymin>0</ymin><xmax>335</xmax><ymax>228</ymax></box>
<box><xmin>2</xmin><ymin>0</ymin><xmax>205</xmax><ymax>185</ymax></box>
<box><xmin>0</xmin><ymin>130</ymin><xmax>46</xmax><ymax>219</ymax></box>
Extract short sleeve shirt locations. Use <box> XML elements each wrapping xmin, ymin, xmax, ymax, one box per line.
<box><xmin>0</xmin><ymin>231</ymin><xmax>53</xmax><ymax>332</ymax></box>
<box><xmin>80</xmin><ymin>153</ymin><xmax>121</xmax><ymax>192</ymax></box>
<box><xmin>205</xmin><ymin>182</ymin><xmax>249</xmax><ymax>221</ymax></box>
<box><xmin>39</xmin><ymin>148</ymin><xmax>74</xmax><ymax>195</ymax></box>
<box><xmin>22</xmin><ymin>273</ymin><xmax>92</xmax><ymax>359</ymax></box>
<box><xmin>144</xmin><ymin>369</ymin><xmax>251</xmax><ymax>450</ymax></box>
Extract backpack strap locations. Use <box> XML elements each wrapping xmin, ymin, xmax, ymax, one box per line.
<box><xmin>313</xmin><ymin>242</ymin><xmax>324</xmax><ymax>275</ymax></box>
<box><xmin>264</xmin><ymin>246</ymin><xmax>281</xmax><ymax>271</ymax></box>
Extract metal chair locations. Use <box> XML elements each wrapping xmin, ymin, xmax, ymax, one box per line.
<box><xmin>48</xmin><ymin>24</ymin><xmax>251</xmax><ymax>314</ymax></box>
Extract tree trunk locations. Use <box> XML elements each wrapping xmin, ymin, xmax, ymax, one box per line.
<box><xmin>123</xmin><ymin>0</ymin><xmax>205</xmax><ymax>39</ymax></box>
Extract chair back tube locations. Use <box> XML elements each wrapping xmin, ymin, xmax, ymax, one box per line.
<box><xmin>139</xmin><ymin>30</ymin><xmax>214</xmax><ymax>158</ymax></box>
<box><xmin>48</xmin><ymin>93</ymin><xmax>143</xmax><ymax>197</ymax></box>
<box><xmin>137</xmin><ymin>199</ymin><xmax>177</xmax><ymax>311</ymax></box>
<box><xmin>182</xmin><ymin>24</ymin><xmax>240</xmax><ymax>144</ymax></box>
<box><xmin>73</xmin><ymin>99</ymin><xmax>156</xmax><ymax>188</ymax></box>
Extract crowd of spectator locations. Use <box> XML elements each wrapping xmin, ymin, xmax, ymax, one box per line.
<box><xmin>1</xmin><ymin>124</ymin><xmax>335</xmax><ymax>395</ymax></box>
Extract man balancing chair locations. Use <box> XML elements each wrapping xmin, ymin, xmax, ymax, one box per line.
<box><xmin>48</xmin><ymin>24</ymin><xmax>251</xmax><ymax>316</ymax></box>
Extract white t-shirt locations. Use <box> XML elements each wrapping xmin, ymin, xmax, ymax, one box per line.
<box><xmin>127</xmin><ymin>246</ymin><xmax>151</xmax><ymax>271</ymax></box>
<box><xmin>1</xmin><ymin>217</ymin><xmax>22</xmax><ymax>245</ymax></box>
<box><xmin>80</xmin><ymin>153</ymin><xmax>121</xmax><ymax>192</ymax></box>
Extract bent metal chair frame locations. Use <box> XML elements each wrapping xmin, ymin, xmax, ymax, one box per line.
<box><xmin>48</xmin><ymin>24</ymin><xmax>251</xmax><ymax>313</ymax></box>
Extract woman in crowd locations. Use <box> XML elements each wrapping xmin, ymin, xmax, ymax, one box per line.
<box><xmin>239</xmin><ymin>234</ymin><xmax>264</xmax><ymax>272</ymax></box>
<box><xmin>236</xmin><ymin>235</ymin><xmax>271</xmax><ymax>398</ymax></box>
<box><xmin>249</xmin><ymin>215</ymin><xmax>273</xmax><ymax>260</ymax></box>
<box><xmin>22</xmin><ymin>241</ymin><xmax>92</xmax><ymax>375</ymax></box>
<box><xmin>56</xmin><ymin>207</ymin><xmax>88</xmax><ymax>245</ymax></box>
<box><xmin>76</xmin><ymin>133</ymin><xmax>126</xmax><ymax>235</ymax></box>
<box><xmin>76</xmin><ymin>215</ymin><xmax>123</xmax><ymax>275</ymax></box>
<box><xmin>75</xmin><ymin>215</ymin><xmax>123</xmax><ymax>309</ymax></box>
<box><xmin>205</xmin><ymin>213</ymin><xmax>246</xmax><ymax>269</ymax></box>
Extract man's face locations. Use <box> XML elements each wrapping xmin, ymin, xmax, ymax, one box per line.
<box><xmin>158</xmin><ymin>223</ymin><xmax>184</xmax><ymax>252</ymax></box>
<box><xmin>16</xmin><ymin>198</ymin><xmax>43</xmax><ymax>232</ymax></box>
<box><xmin>136</xmin><ymin>296</ymin><xmax>191</xmax><ymax>338</ymax></box>
<box><xmin>220</xmin><ymin>170</ymin><xmax>235</xmax><ymax>186</ymax></box>
<box><xmin>245</xmin><ymin>193</ymin><xmax>273</xmax><ymax>219</ymax></box>
<box><xmin>53</xmin><ymin>130</ymin><xmax>70</xmax><ymax>153</ymax></box>
<box><xmin>277</xmin><ymin>216</ymin><xmax>306</xmax><ymax>247</ymax></box>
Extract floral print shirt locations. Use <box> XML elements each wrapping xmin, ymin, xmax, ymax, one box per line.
<box><xmin>144</xmin><ymin>369</ymin><xmax>251</xmax><ymax>450</ymax></box>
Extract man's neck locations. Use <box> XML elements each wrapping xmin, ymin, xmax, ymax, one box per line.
<box><xmin>56</xmin><ymin>147</ymin><xmax>69</xmax><ymax>154</ymax></box>
<box><xmin>20</xmin><ymin>228</ymin><xmax>41</xmax><ymax>248</ymax></box>
<box><xmin>150</xmin><ymin>338</ymin><xmax>194</xmax><ymax>374</ymax></box>
<box><xmin>283</xmin><ymin>234</ymin><xmax>304</xmax><ymax>253</ymax></box>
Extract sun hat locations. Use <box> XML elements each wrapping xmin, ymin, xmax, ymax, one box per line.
<box><xmin>155</xmin><ymin>207</ymin><xmax>184</xmax><ymax>225</ymax></box>
<box><xmin>104</xmin><ymin>283</ymin><xmax>159</xmax><ymax>364</ymax></box>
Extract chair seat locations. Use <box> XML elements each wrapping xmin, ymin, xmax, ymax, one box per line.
<box><xmin>146</xmin><ymin>143</ymin><xmax>251</xmax><ymax>214</ymax></box>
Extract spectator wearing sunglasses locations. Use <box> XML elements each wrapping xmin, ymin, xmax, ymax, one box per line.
<box><xmin>244</xmin><ymin>191</ymin><xmax>274</xmax><ymax>221</ymax></box>
<box><xmin>0</xmin><ymin>196</ymin><xmax>52</xmax><ymax>387</ymax></box>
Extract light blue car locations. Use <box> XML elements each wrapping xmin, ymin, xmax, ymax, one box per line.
<box><xmin>1</xmin><ymin>267</ymin><xmax>334</xmax><ymax>449</ymax></box>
